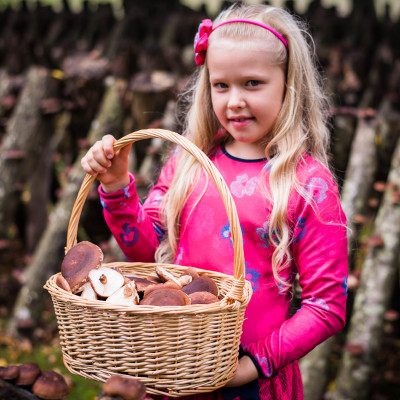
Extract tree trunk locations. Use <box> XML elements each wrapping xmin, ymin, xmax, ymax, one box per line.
<box><xmin>328</xmin><ymin>136</ymin><xmax>400</xmax><ymax>400</ymax></box>
<box><xmin>0</xmin><ymin>66</ymin><xmax>58</xmax><ymax>239</ymax></box>
<box><xmin>6</xmin><ymin>77</ymin><xmax>127</xmax><ymax>337</ymax></box>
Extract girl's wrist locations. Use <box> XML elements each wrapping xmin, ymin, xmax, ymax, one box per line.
<box><xmin>101</xmin><ymin>175</ymin><xmax>131</xmax><ymax>194</ymax></box>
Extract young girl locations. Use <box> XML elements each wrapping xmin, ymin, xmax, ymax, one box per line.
<box><xmin>81</xmin><ymin>3</ymin><xmax>348</xmax><ymax>400</ymax></box>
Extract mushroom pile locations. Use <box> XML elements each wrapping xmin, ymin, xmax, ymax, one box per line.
<box><xmin>0</xmin><ymin>362</ymin><xmax>69</xmax><ymax>400</ymax></box>
<box><xmin>58</xmin><ymin>242</ymin><xmax>222</xmax><ymax>307</ymax></box>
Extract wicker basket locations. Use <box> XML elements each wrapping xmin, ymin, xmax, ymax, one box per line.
<box><xmin>44</xmin><ymin>129</ymin><xmax>252</xmax><ymax>397</ymax></box>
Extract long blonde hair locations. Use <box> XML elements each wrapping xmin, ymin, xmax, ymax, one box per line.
<box><xmin>155</xmin><ymin>3</ymin><xmax>331</xmax><ymax>290</ymax></box>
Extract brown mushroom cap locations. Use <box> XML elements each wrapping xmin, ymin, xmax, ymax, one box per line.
<box><xmin>61</xmin><ymin>241</ymin><xmax>103</xmax><ymax>293</ymax></box>
<box><xmin>181</xmin><ymin>276</ymin><xmax>219</xmax><ymax>297</ymax></box>
<box><xmin>143</xmin><ymin>281</ymin><xmax>181</xmax><ymax>298</ymax></box>
<box><xmin>188</xmin><ymin>291</ymin><xmax>220</xmax><ymax>305</ymax></box>
<box><xmin>179</xmin><ymin>267</ymin><xmax>200</xmax><ymax>280</ymax></box>
<box><xmin>0</xmin><ymin>365</ymin><xmax>19</xmax><ymax>380</ymax></box>
<box><xmin>15</xmin><ymin>362</ymin><xmax>41</xmax><ymax>386</ymax></box>
<box><xmin>104</xmin><ymin>374</ymin><xmax>146</xmax><ymax>400</ymax></box>
<box><xmin>55</xmin><ymin>274</ymin><xmax>71</xmax><ymax>293</ymax></box>
<box><xmin>32</xmin><ymin>370</ymin><xmax>69</xmax><ymax>399</ymax></box>
<box><xmin>140</xmin><ymin>288</ymin><xmax>191</xmax><ymax>306</ymax></box>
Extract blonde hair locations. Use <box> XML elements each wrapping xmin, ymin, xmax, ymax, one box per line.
<box><xmin>155</xmin><ymin>3</ymin><xmax>331</xmax><ymax>290</ymax></box>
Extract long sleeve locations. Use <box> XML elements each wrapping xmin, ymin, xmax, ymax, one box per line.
<box><xmin>243</xmin><ymin>162</ymin><xmax>348</xmax><ymax>378</ymax></box>
<box><xmin>98</xmin><ymin>156</ymin><xmax>176</xmax><ymax>262</ymax></box>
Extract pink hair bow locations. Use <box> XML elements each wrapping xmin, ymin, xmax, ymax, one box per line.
<box><xmin>194</xmin><ymin>19</ymin><xmax>213</xmax><ymax>66</ymax></box>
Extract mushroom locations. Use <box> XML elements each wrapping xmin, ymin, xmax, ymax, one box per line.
<box><xmin>55</xmin><ymin>274</ymin><xmax>71</xmax><ymax>292</ymax></box>
<box><xmin>15</xmin><ymin>362</ymin><xmax>41</xmax><ymax>386</ymax></box>
<box><xmin>188</xmin><ymin>291</ymin><xmax>220</xmax><ymax>305</ymax></box>
<box><xmin>106</xmin><ymin>282</ymin><xmax>139</xmax><ymax>306</ymax></box>
<box><xmin>124</xmin><ymin>275</ymin><xmax>155</xmax><ymax>293</ymax></box>
<box><xmin>89</xmin><ymin>266</ymin><xmax>125</xmax><ymax>298</ymax></box>
<box><xmin>61</xmin><ymin>241</ymin><xmax>103</xmax><ymax>293</ymax></box>
<box><xmin>140</xmin><ymin>288</ymin><xmax>191</xmax><ymax>306</ymax></box>
<box><xmin>179</xmin><ymin>267</ymin><xmax>200</xmax><ymax>280</ymax></box>
<box><xmin>143</xmin><ymin>281</ymin><xmax>181</xmax><ymax>298</ymax></box>
<box><xmin>79</xmin><ymin>281</ymin><xmax>98</xmax><ymax>300</ymax></box>
<box><xmin>181</xmin><ymin>276</ymin><xmax>219</xmax><ymax>297</ymax></box>
<box><xmin>0</xmin><ymin>364</ymin><xmax>19</xmax><ymax>380</ymax></box>
<box><xmin>103</xmin><ymin>374</ymin><xmax>146</xmax><ymax>400</ymax></box>
<box><xmin>155</xmin><ymin>265</ymin><xmax>182</xmax><ymax>287</ymax></box>
<box><xmin>32</xmin><ymin>370</ymin><xmax>69</xmax><ymax>399</ymax></box>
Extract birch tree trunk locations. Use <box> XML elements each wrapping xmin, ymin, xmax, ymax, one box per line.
<box><xmin>6</xmin><ymin>77</ymin><xmax>127</xmax><ymax>336</ymax></box>
<box><xmin>328</xmin><ymin>136</ymin><xmax>400</xmax><ymax>400</ymax></box>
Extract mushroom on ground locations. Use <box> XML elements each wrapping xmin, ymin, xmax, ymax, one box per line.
<box><xmin>181</xmin><ymin>276</ymin><xmax>219</xmax><ymax>297</ymax></box>
<box><xmin>61</xmin><ymin>241</ymin><xmax>103</xmax><ymax>293</ymax></box>
<box><xmin>31</xmin><ymin>370</ymin><xmax>69</xmax><ymax>399</ymax></box>
<box><xmin>15</xmin><ymin>362</ymin><xmax>41</xmax><ymax>386</ymax></box>
<box><xmin>106</xmin><ymin>282</ymin><xmax>139</xmax><ymax>306</ymax></box>
<box><xmin>103</xmin><ymin>374</ymin><xmax>146</xmax><ymax>400</ymax></box>
<box><xmin>89</xmin><ymin>266</ymin><xmax>125</xmax><ymax>298</ymax></box>
<box><xmin>0</xmin><ymin>365</ymin><xmax>19</xmax><ymax>380</ymax></box>
<box><xmin>140</xmin><ymin>288</ymin><xmax>191</xmax><ymax>306</ymax></box>
<box><xmin>188</xmin><ymin>291</ymin><xmax>220</xmax><ymax>305</ymax></box>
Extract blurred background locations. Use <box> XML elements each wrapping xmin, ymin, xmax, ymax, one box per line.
<box><xmin>0</xmin><ymin>0</ymin><xmax>399</xmax><ymax>399</ymax></box>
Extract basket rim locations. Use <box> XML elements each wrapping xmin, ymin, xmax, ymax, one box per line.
<box><xmin>45</xmin><ymin>262</ymin><xmax>252</xmax><ymax>314</ymax></box>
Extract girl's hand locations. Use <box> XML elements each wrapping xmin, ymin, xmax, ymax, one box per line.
<box><xmin>81</xmin><ymin>134</ymin><xmax>132</xmax><ymax>193</ymax></box>
<box><xmin>224</xmin><ymin>355</ymin><xmax>259</xmax><ymax>387</ymax></box>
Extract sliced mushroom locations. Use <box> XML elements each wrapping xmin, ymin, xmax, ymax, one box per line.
<box><xmin>103</xmin><ymin>374</ymin><xmax>146</xmax><ymax>400</ymax></box>
<box><xmin>79</xmin><ymin>281</ymin><xmax>98</xmax><ymax>300</ymax></box>
<box><xmin>188</xmin><ymin>291</ymin><xmax>220</xmax><ymax>305</ymax></box>
<box><xmin>55</xmin><ymin>274</ymin><xmax>71</xmax><ymax>293</ymax></box>
<box><xmin>15</xmin><ymin>362</ymin><xmax>41</xmax><ymax>386</ymax></box>
<box><xmin>89</xmin><ymin>266</ymin><xmax>125</xmax><ymax>298</ymax></box>
<box><xmin>181</xmin><ymin>276</ymin><xmax>219</xmax><ymax>297</ymax></box>
<box><xmin>0</xmin><ymin>365</ymin><xmax>19</xmax><ymax>380</ymax></box>
<box><xmin>124</xmin><ymin>275</ymin><xmax>155</xmax><ymax>293</ymax></box>
<box><xmin>61</xmin><ymin>241</ymin><xmax>103</xmax><ymax>293</ymax></box>
<box><xmin>106</xmin><ymin>282</ymin><xmax>139</xmax><ymax>306</ymax></box>
<box><xmin>32</xmin><ymin>370</ymin><xmax>69</xmax><ymax>400</ymax></box>
<box><xmin>155</xmin><ymin>265</ymin><xmax>182</xmax><ymax>287</ymax></box>
<box><xmin>140</xmin><ymin>288</ymin><xmax>191</xmax><ymax>306</ymax></box>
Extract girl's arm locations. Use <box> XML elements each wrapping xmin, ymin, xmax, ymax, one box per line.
<box><xmin>82</xmin><ymin>135</ymin><xmax>175</xmax><ymax>262</ymax></box>
<box><xmin>243</xmin><ymin>165</ymin><xmax>348</xmax><ymax>379</ymax></box>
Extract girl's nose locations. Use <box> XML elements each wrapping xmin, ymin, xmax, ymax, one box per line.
<box><xmin>228</xmin><ymin>89</ymin><xmax>246</xmax><ymax>109</ymax></box>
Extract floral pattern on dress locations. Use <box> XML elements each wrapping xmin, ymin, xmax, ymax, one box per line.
<box><xmin>220</xmin><ymin>221</ymin><xmax>244</xmax><ymax>246</ymax></box>
<box><xmin>120</xmin><ymin>222</ymin><xmax>139</xmax><ymax>247</ymax></box>
<box><xmin>293</xmin><ymin>217</ymin><xmax>307</xmax><ymax>243</ymax></box>
<box><xmin>230</xmin><ymin>174</ymin><xmax>258</xmax><ymax>198</ymax></box>
<box><xmin>304</xmin><ymin>177</ymin><xmax>328</xmax><ymax>204</ymax></box>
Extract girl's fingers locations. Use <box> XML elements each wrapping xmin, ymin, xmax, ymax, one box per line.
<box><xmin>102</xmin><ymin>135</ymin><xmax>117</xmax><ymax>159</ymax></box>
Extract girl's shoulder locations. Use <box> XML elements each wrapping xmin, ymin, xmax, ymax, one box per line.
<box><xmin>296</xmin><ymin>153</ymin><xmax>337</xmax><ymax>190</ymax></box>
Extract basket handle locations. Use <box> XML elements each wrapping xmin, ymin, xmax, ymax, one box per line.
<box><xmin>66</xmin><ymin>129</ymin><xmax>245</xmax><ymax>284</ymax></box>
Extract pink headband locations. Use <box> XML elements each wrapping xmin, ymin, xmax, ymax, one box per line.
<box><xmin>194</xmin><ymin>18</ymin><xmax>288</xmax><ymax>66</ymax></box>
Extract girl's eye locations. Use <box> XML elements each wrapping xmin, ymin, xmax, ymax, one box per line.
<box><xmin>247</xmin><ymin>80</ymin><xmax>260</xmax><ymax>87</ymax></box>
<box><xmin>214</xmin><ymin>82</ymin><xmax>228</xmax><ymax>89</ymax></box>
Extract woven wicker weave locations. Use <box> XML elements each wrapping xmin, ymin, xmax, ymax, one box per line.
<box><xmin>44</xmin><ymin>129</ymin><xmax>252</xmax><ymax>397</ymax></box>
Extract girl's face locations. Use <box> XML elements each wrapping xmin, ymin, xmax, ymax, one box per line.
<box><xmin>208</xmin><ymin>37</ymin><xmax>286</xmax><ymax>158</ymax></box>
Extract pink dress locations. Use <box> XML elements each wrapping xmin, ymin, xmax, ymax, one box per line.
<box><xmin>99</xmin><ymin>145</ymin><xmax>348</xmax><ymax>400</ymax></box>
